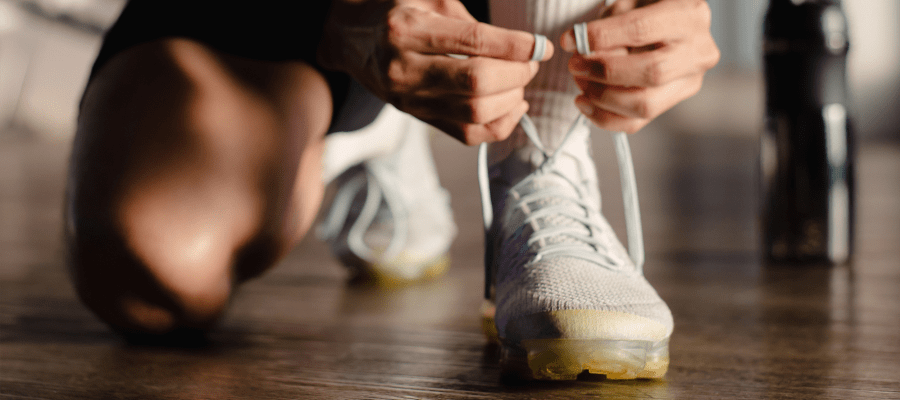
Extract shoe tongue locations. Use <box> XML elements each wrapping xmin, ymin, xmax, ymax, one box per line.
<box><xmin>489</xmin><ymin>125</ymin><xmax>592</xmax><ymax>191</ymax></box>
<box><xmin>490</xmin><ymin>128</ymin><xmax>598</xmax><ymax>251</ymax></box>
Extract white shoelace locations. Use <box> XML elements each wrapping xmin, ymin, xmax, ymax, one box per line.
<box><xmin>318</xmin><ymin>162</ymin><xmax>409</xmax><ymax>263</ymax></box>
<box><xmin>479</xmin><ymin>26</ymin><xmax>644</xmax><ymax>289</ymax></box>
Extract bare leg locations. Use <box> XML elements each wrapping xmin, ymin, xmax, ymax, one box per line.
<box><xmin>67</xmin><ymin>38</ymin><xmax>331</xmax><ymax>336</ymax></box>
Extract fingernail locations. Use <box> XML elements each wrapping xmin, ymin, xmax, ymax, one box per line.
<box><xmin>575</xmin><ymin>99</ymin><xmax>594</xmax><ymax>116</ymax></box>
<box><xmin>560</xmin><ymin>32</ymin><xmax>576</xmax><ymax>52</ymax></box>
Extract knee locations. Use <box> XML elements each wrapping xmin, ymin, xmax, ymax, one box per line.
<box><xmin>67</xmin><ymin>160</ymin><xmax>294</xmax><ymax>336</ymax></box>
<box><xmin>67</xmin><ymin>210</ymin><xmax>236</xmax><ymax>335</ymax></box>
<box><xmin>67</xmin><ymin>38</ymin><xmax>325</xmax><ymax>336</ymax></box>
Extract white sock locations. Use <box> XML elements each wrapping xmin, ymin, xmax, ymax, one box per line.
<box><xmin>487</xmin><ymin>0</ymin><xmax>605</xmax><ymax>164</ymax></box>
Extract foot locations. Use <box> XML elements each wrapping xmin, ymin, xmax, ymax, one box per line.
<box><xmin>480</xmin><ymin>116</ymin><xmax>672</xmax><ymax>380</ymax></box>
<box><xmin>319</xmin><ymin>105</ymin><xmax>456</xmax><ymax>286</ymax></box>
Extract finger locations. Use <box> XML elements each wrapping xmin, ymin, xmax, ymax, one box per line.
<box><xmin>389</xmin><ymin>7</ymin><xmax>553</xmax><ymax>61</ymax></box>
<box><xmin>388</xmin><ymin>52</ymin><xmax>539</xmax><ymax>96</ymax></box>
<box><xmin>568</xmin><ymin>36</ymin><xmax>717</xmax><ymax>87</ymax></box>
<box><xmin>576</xmin><ymin>74</ymin><xmax>703</xmax><ymax>120</ymax></box>
<box><xmin>406</xmin><ymin>88</ymin><xmax>525</xmax><ymax>124</ymax></box>
<box><xmin>560</xmin><ymin>0</ymin><xmax>711</xmax><ymax>52</ymax></box>
<box><xmin>575</xmin><ymin>95</ymin><xmax>649</xmax><ymax>133</ymax></box>
<box><xmin>426</xmin><ymin>101</ymin><xmax>529</xmax><ymax>145</ymax></box>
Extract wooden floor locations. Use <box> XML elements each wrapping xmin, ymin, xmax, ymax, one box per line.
<box><xmin>2</xmin><ymin>126</ymin><xmax>899</xmax><ymax>399</ymax></box>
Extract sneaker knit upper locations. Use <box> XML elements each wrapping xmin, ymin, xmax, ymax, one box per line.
<box><xmin>488</xmin><ymin>125</ymin><xmax>673</xmax><ymax>340</ymax></box>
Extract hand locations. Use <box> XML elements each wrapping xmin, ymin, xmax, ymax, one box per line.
<box><xmin>559</xmin><ymin>0</ymin><xmax>720</xmax><ymax>133</ymax></box>
<box><xmin>319</xmin><ymin>0</ymin><xmax>553</xmax><ymax>145</ymax></box>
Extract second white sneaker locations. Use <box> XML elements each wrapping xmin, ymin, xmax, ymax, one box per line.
<box><xmin>319</xmin><ymin>105</ymin><xmax>456</xmax><ymax>285</ymax></box>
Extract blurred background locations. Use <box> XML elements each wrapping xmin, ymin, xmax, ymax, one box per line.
<box><xmin>0</xmin><ymin>0</ymin><xmax>898</xmax><ymax>280</ymax></box>
<box><xmin>0</xmin><ymin>0</ymin><xmax>898</xmax><ymax>142</ymax></box>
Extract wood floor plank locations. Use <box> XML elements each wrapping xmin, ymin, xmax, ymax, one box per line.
<box><xmin>2</xmin><ymin>132</ymin><xmax>899</xmax><ymax>399</ymax></box>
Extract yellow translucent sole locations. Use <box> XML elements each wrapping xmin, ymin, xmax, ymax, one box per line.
<box><xmin>482</xmin><ymin>300</ymin><xmax>669</xmax><ymax>380</ymax></box>
<box><xmin>501</xmin><ymin>337</ymin><xmax>669</xmax><ymax>380</ymax></box>
<box><xmin>348</xmin><ymin>254</ymin><xmax>450</xmax><ymax>287</ymax></box>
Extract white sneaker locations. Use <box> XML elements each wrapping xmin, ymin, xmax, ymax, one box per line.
<box><xmin>479</xmin><ymin>116</ymin><xmax>672</xmax><ymax>380</ymax></box>
<box><xmin>318</xmin><ymin>105</ymin><xmax>456</xmax><ymax>285</ymax></box>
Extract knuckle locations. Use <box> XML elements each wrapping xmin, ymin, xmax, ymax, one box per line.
<box><xmin>466</xmin><ymin>98</ymin><xmax>491</xmax><ymax>124</ymax></box>
<box><xmin>626</xmin><ymin>14</ymin><xmax>652</xmax><ymax>44</ymax></box>
<box><xmin>386</xmin><ymin>9</ymin><xmax>412</xmax><ymax>45</ymax></box>
<box><xmin>634</xmin><ymin>98</ymin><xmax>655</xmax><ymax>119</ymax></box>
<box><xmin>644</xmin><ymin>55</ymin><xmax>668</xmax><ymax>86</ymax></box>
<box><xmin>422</xmin><ymin>62</ymin><xmax>454</xmax><ymax>90</ymax></box>
<box><xmin>595</xmin><ymin>26</ymin><xmax>611</xmax><ymax>49</ymax></box>
<box><xmin>385</xmin><ymin>60</ymin><xmax>411</xmax><ymax>92</ymax></box>
<box><xmin>465</xmin><ymin>102</ymin><xmax>482</xmax><ymax>123</ymax></box>
<box><xmin>458</xmin><ymin>23</ymin><xmax>486</xmax><ymax>54</ymax></box>
<box><xmin>456</xmin><ymin>62</ymin><xmax>483</xmax><ymax>92</ymax></box>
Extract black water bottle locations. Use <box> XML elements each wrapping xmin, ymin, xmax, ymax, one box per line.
<box><xmin>761</xmin><ymin>0</ymin><xmax>855</xmax><ymax>265</ymax></box>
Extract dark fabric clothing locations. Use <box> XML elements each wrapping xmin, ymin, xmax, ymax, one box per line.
<box><xmin>87</xmin><ymin>0</ymin><xmax>490</xmax><ymax>132</ymax></box>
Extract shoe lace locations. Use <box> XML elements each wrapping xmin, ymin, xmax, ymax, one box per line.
<box><xmin>478</xmin><ymin>26</ymin><xmax>644</xmax><ymax>297</ymax></box>
<box><xmin>317</xmin><ymin>162</ymin><xmax>409</xmax><ymax>263</ymax></box>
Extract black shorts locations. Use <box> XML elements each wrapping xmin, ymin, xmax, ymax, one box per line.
<box><xmin>89</xmin><ymin>0</ymin><xmax>489</xmax><ymax>133</ymax></box>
